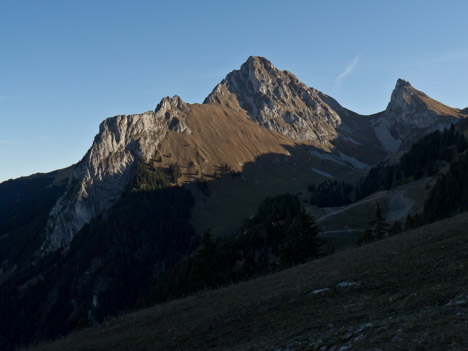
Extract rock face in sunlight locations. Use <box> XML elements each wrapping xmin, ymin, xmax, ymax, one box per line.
<box><xmin>205</xmin><ymin>56</ymin><xmax>342</xmax><ymax>145</ymax></box>
<box><xmin>373</xmin><ymin>79</ymin><xmax>464</xmax><ymax>152</ymax></box>
<box><xmin>42</xmin><ymin>96</ymin><xmax>190</xmax><ymax>251</ymax></box>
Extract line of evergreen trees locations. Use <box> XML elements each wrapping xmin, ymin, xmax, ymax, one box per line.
<box><xmin>358</xmin><ymin>126</ymin><xmax>468</xmax><ymax>239</ymax></box>
<box><xmin>382</xmin><ymin>127</ymin><xmax>468</xmax><ymax>229</ymax></box>
<box><xmin>140</xmin><ymin>194</ymin><xmax>322</xmax><ymax>307</ymax></box>
<box><xmin>358</xmin><ymin>125</ymin><xmax>467</xmax><ymax>199</ymax></box>
<box><xmin>308</xmin><ymin>126</ymin><xmax>468</xmax><ymax>209</ymax></box>
<box><xmin>308</xmin><ymin>180</ymin><xmax>353</xmax><ymax>207</ymax></box>
<box><xmin>423</xmin><ymin>152</ymin><xmax>468</xmax><ymax>221</ymax></box>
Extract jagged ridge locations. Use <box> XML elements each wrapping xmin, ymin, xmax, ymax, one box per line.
<box><xmin>42</xmin><ymin>57</ymin><xmax>467</xmax><ymax>251</ymax></box>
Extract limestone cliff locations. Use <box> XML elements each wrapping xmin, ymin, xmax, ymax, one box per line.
<box><xmin>42</xmin><ymin>96</ymin><xmax>190</xmax><ymax>251</ymax></box>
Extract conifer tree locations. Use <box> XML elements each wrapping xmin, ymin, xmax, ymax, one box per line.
<box><xmin>359</xmin><ymin>203</ymin><xmax>388</xmax><ymax>243</ymax></box>
<box><xmin>197</xmin><ymin>231</ymin><xmax>217</xmax><ymax>260</ymax></box>
<box><xmin>389</xmin><ymin>221</ymin><xmax>403</xmax><ymax>235</ymax></box>
<box><xmin>281</xmin><ymin>209</ymin><xmax>320</xmax><ymax>264</ymax></box>
<box><xmin>373</xmin><ymin>203</ymin><xmax>388</xmax><ymax>239</ymax></box>
<box><xmin>171</xmin><ymin>162</ymin><xmax>182</xmax><ymax>185</ymax></box>
<box><xmin>192</xmin><ymin>231</ymin><xmax>224</xmax><ymax>289</ymax></box>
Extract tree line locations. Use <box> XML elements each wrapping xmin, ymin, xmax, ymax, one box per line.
<box><xmin>358</xmin><ymin>125</ymin><xmax>467</xmax><ymax>199</ymax></box>
<box><xmin>140</xmin><ymin>194</ymin><xmax>322</xmax><ymax>307</ymax></box>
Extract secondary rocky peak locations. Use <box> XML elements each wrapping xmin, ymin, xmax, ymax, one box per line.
<box><xmin>155</xmin><ymin>95</ymin><xmax>191</xmax><ymax>134</ymax></box>
<box><xmin>386</xmin><ymin>78</ymin><xmax>462</xmax><ymax>119</ymax></box>
<box><xmin>386</xmin><ymin>78</ymin><xmax>423</xmax><ymax>114</ymax></box>
<box><xmin>155</xmin><ymin>95</ymin><xmax>188</xmax><ymax>114</ymax></box>
<box><xmin>205</xmin><ymin>56</ymin><xmax>341</xmax><ymax>144</ymax></box>
<box><xmin>374</xmin><ymin>79</ymin><xmax>461</xmax><ymax>153</ymax></box>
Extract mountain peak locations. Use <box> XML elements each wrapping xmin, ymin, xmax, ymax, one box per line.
<box><xmin>395</xmin><ymin>78</ymin><xmax>412</xmax><ymax>89</ymax></box>
<box><xmin>204</xmin><ymin>57</ymin><xmax>341</xmax><ymax>144</ymax></box>
<box><xmin>375</xmin><ymin>78</ymin><xmax>462</xmax><ymax>153</ymax></box>
<box><xmin>387</xmin><ymin>78</ymin><xmax>459</xmax><ymax>118</ymax></box>
<box><xmin>244</xmin><ymin>55</ymin><xmax>271</xmax><ymax>65</ymax></box>
<box><xmin>387</xmin><ymin>78</ymin><xmax>421</xmax><ymax>113</ymax></box>
<box><xmin>241</xmin><ymin>56</ymin><xmax>275</xmax><ymax>72</ymax></box>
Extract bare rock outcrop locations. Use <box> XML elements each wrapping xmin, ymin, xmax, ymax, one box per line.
<box><xmin>374</xmin><ymin>79</ymin><xmax>461</xmax><ymax>152</ymax></box>
<box><xmin>205</xmin><ymin>56</ymin><xmax>341</xmax><ymax>144</ymax></box>
<box><xmin>42</xmin><ymin>96</ymin><xmax>190</xmax><ymax>251</ymax></box>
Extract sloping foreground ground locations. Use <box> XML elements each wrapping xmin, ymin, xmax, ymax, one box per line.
<box><xmin>29</xmin><ymin>213</ymin><xmax>468</xmax><ymax>351</ymax></box>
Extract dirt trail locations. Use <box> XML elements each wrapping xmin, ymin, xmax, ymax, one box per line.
<box><xmin>316</xmin><ymin>192</ymin><xmax>386</xmax><ymax>223</ymax></box>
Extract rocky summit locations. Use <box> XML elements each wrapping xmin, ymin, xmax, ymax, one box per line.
<box><xmin>373</xmin><ymin>79</ymin><xmax>465</xmax><ymax>152</ymax></box>
<box><xmin>205</xmin><ymin>56</ymin><xmax>341</xmax><ymax>145</ymax></box>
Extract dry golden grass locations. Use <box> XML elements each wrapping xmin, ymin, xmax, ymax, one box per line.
<box><xmin>160</xmin><ymin>103</ymin><xmax>298</xmax><ymax>178</ymax></box>
<box><xmin>29</xmin><ymin>212</ymin><xmax>468</xmax><ymax>351</ymax></box>
<box><xmin>154</xmin><ymin>102</ymin><xmax>363</xmax><ymax>235</ymax></box>
<box><xmin>412</xmin><ymin>86</ymin><xmax>464</xmax><ymax>118</ymax></box>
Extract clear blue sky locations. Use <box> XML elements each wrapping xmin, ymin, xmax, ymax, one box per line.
<box><xmin>1</xmin><ymin>0</ymin><xmax>468</xmax><ymax>182</ymax></box>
